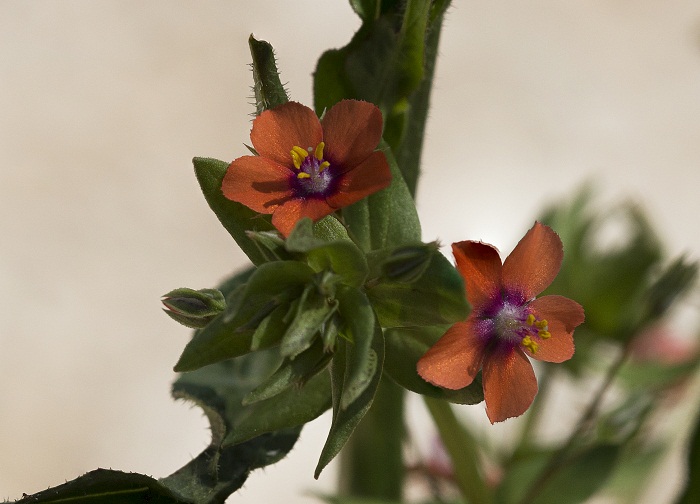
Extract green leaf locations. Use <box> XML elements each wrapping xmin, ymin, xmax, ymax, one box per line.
<box><xmin>174</xmin><ymin>261</ymin><xmax>314</xmax><ymax>371</ymax></box>
<box><xmin>248</xmin><ymin>35</ymin><xmax>289</xmax><ymax>115</ymax></box>
<box><xmin>541</xmin><ymin>190</ymin><xmax>664</xmax><ymax>342</ymax></box>
<box><xmin>342</xmin><ymin>141</ymin><xmax>421</xmax><ymax>252</ymax></box>
<box><xmin>314</xmin><ymin>0</ymin><xmax>447</xmax><ymax>195</ymax></box>
<box><xmin>315</xmin><ymin>314</ymin><xmax>385</xmax><ymax>478</ymax></box>
<box><xmin>384</xmin><ymin>326</ymin><xmax>483</xmax><ymax>404</ymax></box>
<box><xmin>224</xmin><ymin>369</ymin><xmax>332</xmax><ymax>446</ymax></box>
<box><xmin>287</xmin><ymin>218</ymin><xmax>369</xmax><ymax>287</ymax></box>
<box><xmin>367</xmin><ymin>248</ymin><xmax>469</xmax><ymax>327</ymax></box>
<box><xmin>335</xmin><ymin>285</ymin><xmax>378</xmax><ymax>410</ymax></box>
<box><xmin>498</xmin><ymin>445</ymin><xmax>621</xmax><ymax>504</ymax></box>
<box><xmin>13</xmin><ymin>469</ymin><xmax>183</xmax><ymax>504</ymax></box>
<box><xmin>164</xmin><ymin>350</ymin><xmax>320</xmax><ymax>502</ymax></box>
<box><xmin>244</xmin><ymin>340</ymin><xmax>332</xmax><ymax>404</ymax></box>
<box><xmin>349</xmin><ymin>0</ymin><xmax>380</xmax><ymax>21</ymax></box>
<box><xmin>193</xmin><ymin>157</ymin><xmax>276</xmax><ymax>266</ymax></box>
<box><xmin>280</xmin><ymin>283</ymin><xmax>339</xmax><ymax>359</ymax></box>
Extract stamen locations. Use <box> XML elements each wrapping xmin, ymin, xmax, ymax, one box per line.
<box><xmin>526</xmin><ymin>314</ymin><xmax>536</xmax><ymax>326</ymax></box>
<box><xmin>521</xmin><ymin>336</ymin><xmax>539</xmax><ymax>354</ymax></box>
<box><xmin>297</xmin><ymin>172</ymin><xmax>311</xmax><ymax>179</ymax></box>
<box><xmin>319</xmin><ymin>161</ymin><xmax>330</xmax><ymax>172</ymax></box>
<box><xmin>538</xmin><ymin>330</ymin><xmax>551</xmax><ymax>339</ymax></box>
<box><xmin>291</xmin><ymin>145</ymin><xmax>309</xmax><ymax>170</ymax></box>
<box><xmin>314</xmin><ymin>142</ymin><xmax>325</xmax><ymax>161</ymax></box>
<box><xmin>535</xmin><ymin>319</ymin><xmax>548</xmax><ymax>329</ymax></box>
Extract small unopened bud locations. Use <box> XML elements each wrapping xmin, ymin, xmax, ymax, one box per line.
<box><xmin>381</xmin><ymin>242</ymin><xmax>439</xmax><ymax>283</ymax></box>
<box><xmin>162</xmin><ymin>288</ymin><xmax>226</xmax><ymax>329</ymax></box>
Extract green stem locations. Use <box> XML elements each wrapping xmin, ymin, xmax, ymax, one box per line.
<box><xmin>338</xmin><ymin>377</ymin><xmax>405</xmax><ymax>500</ymax></box>
<box><xmin>516</xmin><ymin>365</ymin><xmax>552</xmax><ymax>450</ymax></box>
<box><xmin>393</xmin><ymin>0</ymin><xmax>451</xmax><ymax>197</ymax></box>
<box><xmin>424</xmin><ymin>397</ymin><xmax>493</xmax><ymax>504</ymax></box>
<box><xmin>517</xmin><ymin>344</ymin><xmax>632</xmax><ymax>504</ymax></box>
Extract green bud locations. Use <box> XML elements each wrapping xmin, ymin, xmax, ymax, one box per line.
<box><xmin>381</xmin><ymin>241</ymin><xmax>439</xmax><ymax>283</ymax></box>
<box><xmin>162</xmin><ymin>288</ymin><xmax>226</xmax><ymax>329</ymax></box>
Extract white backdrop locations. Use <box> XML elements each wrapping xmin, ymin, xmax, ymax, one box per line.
<box><xmin>2</xmin><ymin>1</ymin><xmax>700</xmax><ymax>502</ymax></box>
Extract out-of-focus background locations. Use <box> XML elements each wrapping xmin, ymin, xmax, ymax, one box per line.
<box><xmin>1</xmin><ymin>1</ymin><xmax>699</xmax><ymax>502</ymax></box>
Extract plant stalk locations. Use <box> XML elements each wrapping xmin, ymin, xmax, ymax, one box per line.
<box><xmin>338</xmin><ymin>377</ymin><xmax>406</xmax><ymax>500</ymax></box>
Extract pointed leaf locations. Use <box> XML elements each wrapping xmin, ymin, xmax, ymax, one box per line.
<box><xmin>164</xmin><ymin>350</ymin><xmax>308</xmax><ymax>502</ymax></box>
<box><xmin>13</xmin><ymin>469</ymin><xmax>183</xmax><ymax>504</ymax></box>
<box><xmin>335</xmin><ymin>285</ymin><xmax>378</xmax><ymax>410</ymax></box>
<box><xmin>342</xmin><ymin>141</ymin><xmax>420</xmax><ymax>252</ymax></box>
<box><xmin>248</xmin><ymin>35</ymin><xmax>289</xmax><ymax>114</ymax></box>
<box><xmin>244</xmin><ymin>340</ymin><xmax>331</xmax><ymax>404</ymax></box>
<box><xmin>193</xmin><ymin>157</ymin><xmax>276</xmax><ymax>266</ymax></box>
<box><xmin>315</xmin><ymin>315</ymin><xmax>385</xmax><ymax>477</ymax></box>
<box><xmin>280</xmin><ymin>284</ymin><xmax>339</xmax><ymax>359</ymax></box>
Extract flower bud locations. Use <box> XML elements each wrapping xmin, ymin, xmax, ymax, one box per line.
<box><xmin>162</xmin><ymin>288</ymin><xmax>226</xmax><ymax>329</ymax></box>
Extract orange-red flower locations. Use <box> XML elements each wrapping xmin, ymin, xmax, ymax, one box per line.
<box><xmin>222</xmin><ymin>100</ymin><xmax>392</xmax><ymax>236</ymax></box>
<box><xmin>417</xmin><ymin>223</ymin><xmax>585</xmax><ymax>423</ymax></box>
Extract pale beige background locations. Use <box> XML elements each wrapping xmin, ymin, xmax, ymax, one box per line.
<box><xmin>2</xmin><ymin>1</ymin><xmax>700</xmax><ymax>503</ymax></box>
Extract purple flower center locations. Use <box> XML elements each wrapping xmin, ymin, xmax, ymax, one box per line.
<box><xmin>479</xmin><ymin>293</ymin><xmax>551</xmax><ymax>354</ymax></box>
<box><xmin>290</xmin><ymin>142</ymin><xmax>335</xmax><ymax>197</ymax></box>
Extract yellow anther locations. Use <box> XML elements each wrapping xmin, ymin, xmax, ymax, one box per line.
<box><xmin>297</xmin><ymin>172</ymin><xmax>311</xmax><ymax>179</ymax></box>
<box><xmin>319</xmin><ymin>160</ymin><xmax>330</xmax><ymax>172</ymax></box>
<box><xmin>538</xmin><ymin>330</ymin><xmax>551</xmax><ymax>339</ymax></box>
<box><xmin>291</xmin><ymin>145</ymin><xmax>309</xmax><ymax>169</ymax></box>
<box><xmin>526</xmin><ymin>314</ymin><xmax>536</xmax><ymax>326</ymax></box>
<box><xmin>292</xmin><ymin>145</ymin><xmax>309</xmax><ymax>158</ymax></box>
<box><xmin>535</xmin><ymin>319</ymin><xmax>548</xmax><ymax>329</ymax></box>
<box><xmin>521</xmin><ymin>336</ymin><xmax>539</xmax><ymax>354</ymax></box>
<box><xmin>314</xmin><ymin>142</ymin><xmax>325</xmax><ymax>161</ymax></box>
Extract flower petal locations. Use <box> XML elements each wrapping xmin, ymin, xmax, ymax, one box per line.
<box><xmin>222</xmin><ymin>156</ymin><xmax>293</xmax><ymax>213</ymax></box>
<box><xmin>417</xmin><ymin>320</ymin><xmax>486</xmax><ymax>390</ymax></box>
<box><xmin>321</xmin><ymin>100</ymin><xmax>383</xmax><ymax>170</ymax></box>
<box><xmin>526</xmin><ymin>319</ymin><xmax>574</xmax><ymax>363</ymax></box>
<box><xmin>452</xmin><ymin>241</ymin><xmax>503</xmax><ymax>310</ymax></box>
<box><xmin>502</xmin><ymin>222</ymin><xmax>563</xmax><ymax>300</ymax></box>
<box><xmin>250</xmin><ymin>102</ymin><xmax>323</xmax><ymax>167</ymax></box>
<box><xmin>529</xmin><ymin>295</ymin><xmax>585</xmax><ymax>332</ymax></box>
<box><xmin>271</xmin><ymin>197</ymin><xmax>334</xmax><ymax>237</ymax></box>
<box><xmin>483</xmin><ymin>345</ymin><xmax>538</xmax><ymax>423</ymax></box>
<box><xmin>326</xmin><ymin>151</ymin><xmax>391</xmax><ymax>208</ymax></box>
<box><xmin>526</xmin><ymin>295</ymin><xmax>584</xmax><ymax>363</ymax></box>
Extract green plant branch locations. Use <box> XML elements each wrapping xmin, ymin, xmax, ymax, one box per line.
<box><xmin>517</xmin><ymin>343</ymin><xmax>633</xmax><ymax>504</ymax></box>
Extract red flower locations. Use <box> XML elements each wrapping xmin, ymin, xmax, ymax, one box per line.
<box><xmin>222</xmin><ymin>100</ymin><xmax>392</xmax><ymax>236</ymax></box>
<box><xmin>417</xmin><ymin>223</ymin><xmax>585</xmax><ymax>423</ymax></box>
